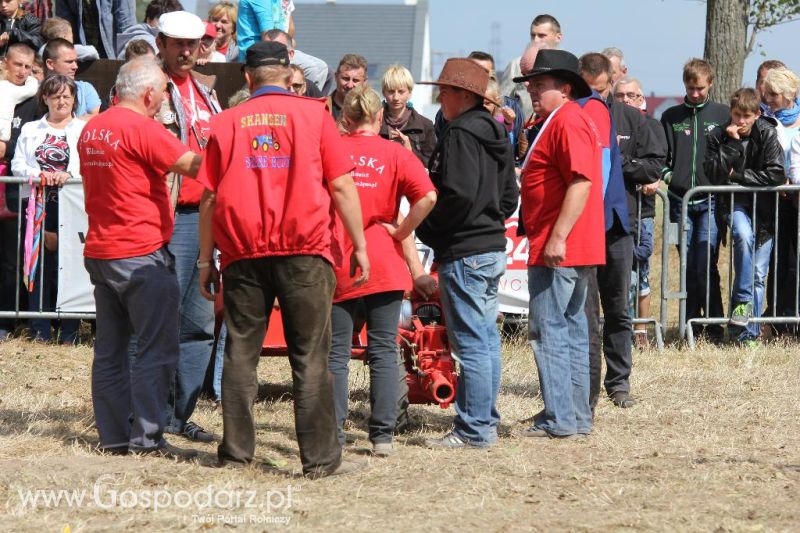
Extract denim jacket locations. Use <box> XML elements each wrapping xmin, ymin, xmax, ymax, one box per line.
<box><xmin>155</xmin><ymin>72</ymin><xmax>221</xmax><ymax>205</ymax></box>
<box><xmin>56</xmin><ymin>0</ymin><xmax>137</xmax><ymax>59</ymax></box>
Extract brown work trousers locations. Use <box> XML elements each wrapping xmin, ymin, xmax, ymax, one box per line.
<box><xmin>218</xmin><ymin>255</ymin><xmax>342</xmax><ymax>476</ymax></box>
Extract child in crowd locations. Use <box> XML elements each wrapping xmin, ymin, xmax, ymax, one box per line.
<box><xmin>0</xmin><ymin>0</ymin><xmax>42</xmax><ymax>55</ymax></box>
<box><xmin>39</xmin><ymin>16</ymin><xmax>99</xmax><ymax>61</ymax></box>
<box><xmin>704</xmin><ymin>88</ymin><xmax>785</xmax><ymax>345</ymax></box>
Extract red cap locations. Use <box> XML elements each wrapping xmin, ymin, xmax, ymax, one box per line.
<box><xmin>204</xmin><ymin>22</ymin><xmax>217</xmax><ymax>39</ymax></box>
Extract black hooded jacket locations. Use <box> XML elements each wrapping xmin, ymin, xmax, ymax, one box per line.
<box><xmin>704</xmin><ymin>115</ymin><xmax>785</xmax><ymax>241</ymax></box>
<box><xmin>417</xmin><ymin>104</ymin><xmax>519</xmax><ymax>262</ymax></box>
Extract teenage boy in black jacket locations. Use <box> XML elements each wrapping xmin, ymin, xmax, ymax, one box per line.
<box><xmin>704</xmin><ymin>88</ymin><xmax>784</xmax><ymax>345</ymax></box>
<box><xmin>417</xmin><ymin>58</ymin><xmax>518</xmax><ymax>449</ymax></box>
<box><xmin>661</xmin><ymin>58</ymin><xmax>729</xmax><ymax>342</ymax></box>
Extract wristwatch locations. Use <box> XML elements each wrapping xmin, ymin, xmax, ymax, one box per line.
<box><xmin>196</xmin><ymin>259</ymin><xmax>212</xmax><ymax>269</ymax></box>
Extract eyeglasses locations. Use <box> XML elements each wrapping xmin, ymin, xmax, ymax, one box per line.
<box><xmin>291</xmin><ymin>83</ymin><xmax>305</xmax><ymax>91</ymax></box>
<box><xmin>614</xmin><ymin>92</ymin><xmax>643</xmax><ymax>100</ymax></box>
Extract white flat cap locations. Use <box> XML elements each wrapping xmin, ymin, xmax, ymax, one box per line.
<box><xmin>158</xmin><ymin>11</ymin><xmax>205</xmax><ymax>40</ymax></box>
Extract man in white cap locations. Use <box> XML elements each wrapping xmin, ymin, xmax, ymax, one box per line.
<box><xmin>153</xmin><ymin>10</ymin><xmax>222</xmax><ymax>444</ymax></box>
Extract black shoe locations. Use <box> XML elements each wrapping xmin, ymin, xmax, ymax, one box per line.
<box><xmin>609</xmin><ymin>391</ymin><xmax>636</xmax><ymax>408</ymax></box>
<box><xmin>305</xmin><ymin>456</ymin><xmax>368</xmax><ymax>479</ymax></box>
<box><xmin>181</xmin><ymin>421</ymin><xmax>219</xmax><ymax>443</ymax></box>
<box><xmin>521</xmin><ymin>427</ymin><xmax>588</xmax><ymax>440</ymax></box>
<box><xmin>131</xmin><ymin>441</ymin><xmax>198</xmax><ymax>461</ymax></box>
<box><xmin>95</xmin><ymin>445</ymin><xmax>129</xmax><ymax>456</ymax></box>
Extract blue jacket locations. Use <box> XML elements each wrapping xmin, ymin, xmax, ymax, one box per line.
<box><xmin>577</xmin><ymin>92</ymin><xmax>630</xmax><ymax>235</ymax></box>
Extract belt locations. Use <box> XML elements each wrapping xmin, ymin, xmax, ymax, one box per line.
<box><xmin>176</xmin><ymin>205</ymin><xmax>200</xmax><ymax>214</ymax></box>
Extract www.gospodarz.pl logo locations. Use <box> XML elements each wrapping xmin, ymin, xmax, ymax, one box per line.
<box><xmin>8</xmin><ymin>474</ymin><xmax>300</xmax><ymax>525</ymax></box>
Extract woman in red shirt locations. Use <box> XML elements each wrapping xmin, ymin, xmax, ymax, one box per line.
<box><xmin>330</xmin><ymin>85</ymin><xmax>437</xmax><ymax>457</ymax></box>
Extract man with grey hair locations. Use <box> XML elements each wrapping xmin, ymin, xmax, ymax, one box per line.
<box><xmin>602</xmin><ymin>47</ymin><xmax>628</xmax><ymax>84</ymax></box>
<box><xmin>79</xmin><ymin>57</ymin><xmax>202</xmax><ymax>459</ymax></box>
<box><xmin>261</xmin><ymin>28</ymin><xmax>328</xmax><ymax>95</ymax></box>
<box><xmin>196</xmin><ymin>41</ymin><xmax>369</xmax><ymax>478</ymax></box>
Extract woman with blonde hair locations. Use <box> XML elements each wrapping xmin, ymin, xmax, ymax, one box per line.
<box><xmin>208</xmin><ymin>0</ymin><xmax>238</xmax><ymax>62</ymax></box>
<box><xmin>379</xmin><ymin>64</ymin><xmax>437</xmax><ymax>166</ymax></box>
<box><xmin>329</xmin><ymin>85</ymin><xmax>437</xmax><ymax>456</ymax></box>
<box><xmin>762</xmin><ymin>67</ymin><xmax>800</xmax><ymax>329</ymax></box>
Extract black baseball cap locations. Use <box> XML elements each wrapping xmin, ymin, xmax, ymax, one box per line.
<box><xmin>245</xmin><ymin>41</ymin><xmax>290</xmax><ymax>68</ymax></box>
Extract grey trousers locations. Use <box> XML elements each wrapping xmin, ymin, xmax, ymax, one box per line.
<box><xmin>85</xmin><ymin>247</ymin><xmax>180</xmax><ymax>451</ymax></box>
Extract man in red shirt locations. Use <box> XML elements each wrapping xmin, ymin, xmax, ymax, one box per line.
<box><xmin>196</xmin><ymin>42</ymin><xmax>369</xmax><ymax>478</ymax></box>
<box><xmin>514</xmin><ymin>50</ymin><xmax>605</xmax><ymax>439</ymax></box>
<box><xmin>153</xmin><ymin>10</ymin><xmax>221</xmax><ymax>444</ymax></box>
<box><xmin>79</xmin><ymin>57</ymin><xmax>201</xmax><ymax>458</ymax></box>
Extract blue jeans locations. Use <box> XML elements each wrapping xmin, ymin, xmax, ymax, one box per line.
<box><xmin>164</xmin><ymin>210</ymin><xmax>215</xmax><ymax>433</ymax></box>
<box><xmin>437</xmin><ymin>251</ymin><xmax>505</xmax><ymax>445</ymax></box>
<box><xmin>730</xmin><ymin>206</ymin><xmax>773</xmax><ymax>340</ymax></box>
<box><xmin>528</xmin><ymin>266</ymin><xmax>592</xmax><ymax>436</ymax></box>
<box><xmin>669</xmin><ymin>194</ymin><xmax>723</xmax><ymax>337</ymax></box>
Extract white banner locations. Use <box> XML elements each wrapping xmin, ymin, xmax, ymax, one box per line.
<box><xmin>57</xmin><ymin>181</ymin><xmax>95</xmax><ymax>312</ymax></box>
<box><xmin>56</xmin><ymin>195</ymin><xmax>531</xmax><ymax>316</ymax></box>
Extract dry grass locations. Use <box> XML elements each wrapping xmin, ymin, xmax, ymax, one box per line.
<box><xmin>1</xmin><ymin>336</ymin><xmax>799</xmax><ymax>532</ymax></box>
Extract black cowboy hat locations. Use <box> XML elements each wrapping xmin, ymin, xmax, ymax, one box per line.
<box><xmin>512</xmin><ymin>49</ymin><xmax>592</xmax><ymax>99</ymax></box>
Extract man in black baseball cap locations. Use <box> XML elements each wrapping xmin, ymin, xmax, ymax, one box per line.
<box><xmin>197</xmin><ymin>31</ymin><xmax>369</xmax><ymax>478</ymax></box>
<box><xmin>245</xmin><ymin>40</ymin><xmax>290</xmax><ymax>68</ymax></box>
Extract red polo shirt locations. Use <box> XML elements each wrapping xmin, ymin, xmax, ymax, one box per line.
<box><xmin>332</xmin><ymin>133</ymin><xmax>435</xmax><ymax>302</ymax></box>
<box><xmin>196</xmin><ymin>88</ymin><xmax>355</xmax><ymax>271</ymax></box>
<box><xmin>521</xmin><ymin>100</ymin><xmax>605</xmax><ymax>267</ymax></box>
<box><xmin>79</xmin><ymin>107</ymin><xmax>190</xmax><ymax>259</ymax></box>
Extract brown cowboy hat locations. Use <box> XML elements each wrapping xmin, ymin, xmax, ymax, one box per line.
<box><xmin>419</xmin><ymin>57</ymin><xmax>500</xmax><ymax>106</ymax></box>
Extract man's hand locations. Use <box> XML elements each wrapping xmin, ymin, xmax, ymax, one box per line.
<box><xmin>0</xmin><ymin>33</ymin><xmax>9</xmax><ymax>46</ymax></box>
<box><xmin>501</xmin><ymin>106</ymin><xmax>516</xmax><ymax>125</ymax></box>
<box><xmin>199</xmin><ymin>264</ymin><xmax>220</xmax><ymax>301</ymax></box>
<box><xmin>641</xmin><ymin>179</ymin><xmax>661</xmax><ymax>196</ymax></box>
<box><xmin>350</xmin><ymin>247</ymin><xmax>370</xmax><ymax>286</ymax></box>
<box><xmin>413</xmin><ymin>274</ymin><xmax>437</xmax><ymax>299</ymax></box>
<box><xmin>543</xmin><ymin>234</ymin><xmax>566</xmax><ymax>267</ymax></box>
<box><xmin>725</xmin><ymin>124</ymin><xmax>741</xmax><ymax>140</ymax></box>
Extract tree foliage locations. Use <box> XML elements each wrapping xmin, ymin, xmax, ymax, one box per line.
<box><xmin>705</xmin><ymin>0</ymin><xmax>800</xmax><ymax>103</ymax></box>
<box><xmin>746</xmin><ymin>0</ymin><xmax>800</xmax><ymax>54</ymax></box>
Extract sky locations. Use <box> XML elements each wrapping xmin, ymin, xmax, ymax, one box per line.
<box><xmin>297</xmin><ymin>0</ymin><xmax>800</xmax><ymax>96</ymax></box>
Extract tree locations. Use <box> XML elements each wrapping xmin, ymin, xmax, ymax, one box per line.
<box><xmin>704</xmin><ymin>0</ymin><xmax>800</xmax><ymax>103</ymax></box>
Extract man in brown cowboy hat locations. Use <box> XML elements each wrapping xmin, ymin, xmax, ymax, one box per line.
<box><xmin>416</xmin><ymin>58</ymin><xmax>519</xmax><ymax>449</ymax></box>
<box><xmin>514</xmin><ymin>49</ymin><xmax>605</xmax><ymax>439</ymax></box>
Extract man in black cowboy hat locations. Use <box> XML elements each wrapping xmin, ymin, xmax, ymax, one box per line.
<box><xmin>416</xmin><ymin>58</ymin><xmax>518</xmax><ymax>449</ymax></box>
<box><xmin>514</xmin><ymin>49</ymin><xmax>605</xmax><ymax>439</ymax></box>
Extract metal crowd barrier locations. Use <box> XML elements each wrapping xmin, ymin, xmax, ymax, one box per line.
<box><xmin>678</xmin><ymin>185</ymin><xmax>800</xmax><ymax>348</ymax></box>
<box><xmin>0</xmin><ymin>177</ymin><xmax>94</xmax><ymax>325</ymax></box>
<box><xmin>0</xmin><ymin>174</ymin><xmax>678</xmax><ymax>351</ymax></box>
<box><xmin>628</xmin><ymin>187</ymin><xmax>672</xmax><ymax>351</ymax></box>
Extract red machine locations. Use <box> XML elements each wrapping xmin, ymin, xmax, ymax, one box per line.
<box><xmin>254</xmin><ymin>277</ymin><xmax>458</xmax><ymax>410</ymax></box>
<box><xmin>396</xmin><ymin>286</ymin><xmax>457</xmax><ymax>408</ymax></box>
